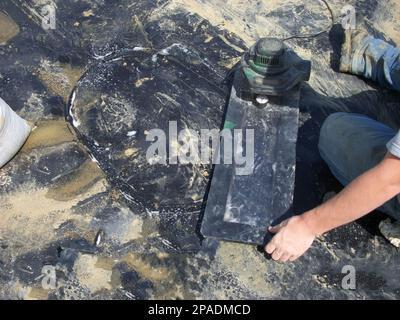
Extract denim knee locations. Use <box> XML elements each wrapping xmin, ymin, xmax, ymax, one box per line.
<box><xmin>318</xmin><ymin>112</ymin><xmax>348</xmax><ymax>161</ymax></box>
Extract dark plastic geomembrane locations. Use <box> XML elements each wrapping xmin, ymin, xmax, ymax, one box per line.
<box><xmin>201</xmin><ymin>76</ymin><xmax>300</xmax><ymax>245</ymax></box>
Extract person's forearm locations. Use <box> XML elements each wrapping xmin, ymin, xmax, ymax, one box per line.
<box><xmin>302</xmin><ymin>153</ymin><xmax>400</xmax><ymax>236</ymax></box>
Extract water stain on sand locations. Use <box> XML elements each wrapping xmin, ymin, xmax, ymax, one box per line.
<box><xmin>46</xmin><ymin>160</ymin><xmax>106</xmax><ymax>202</ymax></box>
<box><xmin>121</xmin><ymin>252</ymin><xmax>171</xmax><ymax>282</ymax></box>
<box><xmin>119</xmin><ymin>251</ymin><xmax>195</xmax><ymax>299</ymax></box>
<box><xmin>37</xmin><ymin>60</ymin><xmax>84</xmax><ymax>103</ymax></box>
<box><xmin>22</xmin><ymin>120</ymin><xmax>76</xmax><ymax>151</ymax></box>
<box><xmin>0</xmin><ymin>120</ymin><xmax>107</xmax><ymax>254</ymax></box>
<box><xmin>19</xmin><ymin>120</ymin><xmax>107</xmax><ymax>202</ymax></box>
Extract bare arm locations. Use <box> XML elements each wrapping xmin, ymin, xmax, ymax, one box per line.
<box><xmin>265</xmin><ymin>153</ymin><xmax>400</xmax><ymax>262</ymax></box>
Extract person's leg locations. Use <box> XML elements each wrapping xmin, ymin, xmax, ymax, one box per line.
<box><xmin>318</xmin><ymin>112</ymin><xmax>399</xmax><ymax>219</ymax></box>
<box><xmin>340</xmin><ymin>30</ymin><xmax>400</xmax><ymax>92</ymax></box>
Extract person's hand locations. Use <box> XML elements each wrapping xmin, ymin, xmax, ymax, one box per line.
<box><xmin>265</xmin><ymin>215</ymin><xmax>316</xmax><ymax>262</ymax></box>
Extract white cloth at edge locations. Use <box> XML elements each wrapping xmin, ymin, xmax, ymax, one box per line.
<box><xmin>0</xmin><ymin>97</ymin><xmax>31</xmax><ymax>168</ymax></box>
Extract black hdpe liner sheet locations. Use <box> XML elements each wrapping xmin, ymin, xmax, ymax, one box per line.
<box><xmin>201</xmin><ymin>76</ymin><xmax>300</xmax><ymax>245</ymax></box>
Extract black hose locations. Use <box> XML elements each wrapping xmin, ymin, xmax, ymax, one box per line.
<box><xmin>282</xmin><ymin>0</ymin><xmax>335</xmax><ymax>42</ymax></box>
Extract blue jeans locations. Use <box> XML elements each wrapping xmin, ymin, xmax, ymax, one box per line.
<box><xmin>352</xmin><ymin>35</ymin><xmax>400</xmax><ymax>91</ymax></box>
<box><xmin>318</xmin><ymin>36</ymin><xmax>400</xmax><ymax>220</ymax></box>
<box><xmin>319</xmin><ymin>112</ymin><xmax>399</xmax><ymax>220</ymax></box>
